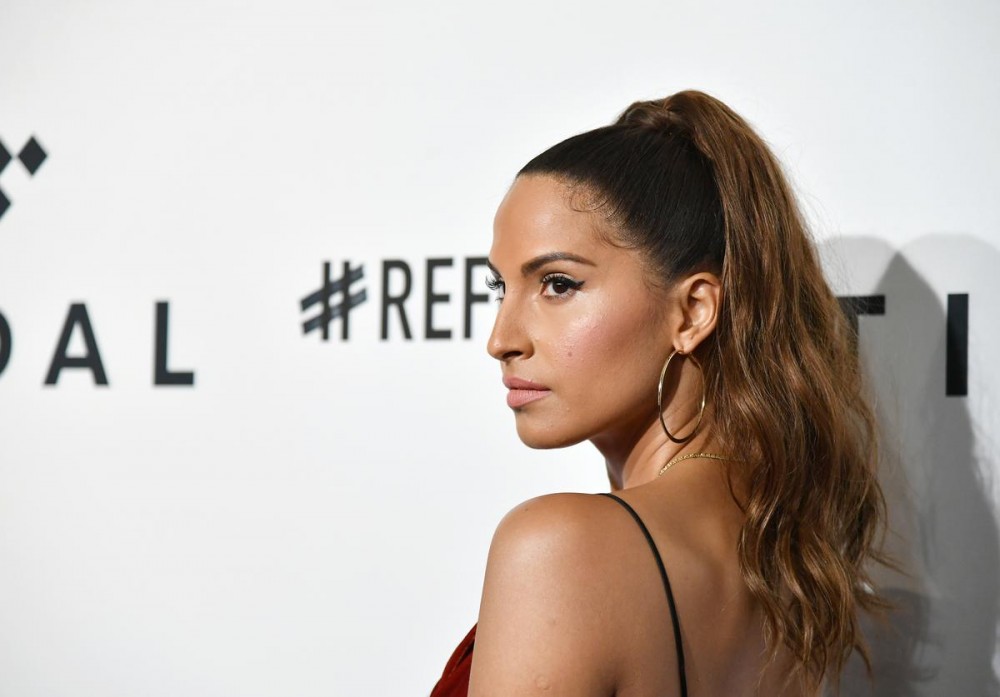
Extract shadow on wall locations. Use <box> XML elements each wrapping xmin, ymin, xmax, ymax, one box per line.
<box><xmin>822</xmin><ymin>235</ymin><xmax>1000</xmax><ymax>697</ymax></box>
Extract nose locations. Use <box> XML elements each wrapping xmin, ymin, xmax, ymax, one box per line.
<box><xmin>487</xmin><ymin>297</ymin><xmax>530</xmax><ymax>362</ymax></box>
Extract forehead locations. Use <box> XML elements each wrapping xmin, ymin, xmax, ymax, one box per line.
<box><xmin>491</xmin><ymin>175</ymin><xmax>610</xmax><ymax>267</ymax></box>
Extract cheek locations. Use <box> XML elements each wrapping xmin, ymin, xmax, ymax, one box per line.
<box><xmin>553</xmin><ymin>303</ymin><xmax>660</xmax><ymax>387</ymax></box>
<box><xmin>558</xmin><ymin>315</ymin><xmax>608</xmax><ymax>367</ymax></box>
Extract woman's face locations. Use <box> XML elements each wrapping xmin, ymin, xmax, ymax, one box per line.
<box><xmin>487</xmin><ymin>174</ymin><xmax>676</xmax><ymax>449</ymax></box>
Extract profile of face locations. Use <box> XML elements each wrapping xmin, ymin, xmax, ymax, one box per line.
<box><xmin>487</xmin><ymin>174</ymin><xmax>683</xmax><ymax>450</ymax></box>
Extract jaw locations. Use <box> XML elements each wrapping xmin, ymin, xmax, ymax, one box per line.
<box><xmin>592</xmin><ymin>408</ymin><xmax>686</xmax><ymax>488</ymax></box>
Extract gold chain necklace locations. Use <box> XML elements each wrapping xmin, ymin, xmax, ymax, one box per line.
<box><xmin>657</xmin><ymin>452</ymin><xmax>731</xmax><ymax>478</ymax></box>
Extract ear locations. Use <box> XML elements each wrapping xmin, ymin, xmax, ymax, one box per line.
<box><xmin>670</xmin><ymin>272</ymin><xmax>721</xmax><ymax>353</ymax></box>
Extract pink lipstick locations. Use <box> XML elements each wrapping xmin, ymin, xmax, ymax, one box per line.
<box><xmin>503</xmin><ymin>376</ymin><xmax>551</xmax><ymax>409</ymax></box>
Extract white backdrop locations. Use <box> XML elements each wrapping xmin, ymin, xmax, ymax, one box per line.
<box><xmin>1</xmin><ymin>1</ymin><xmax>998</xmax><ymax>694</ymax></box>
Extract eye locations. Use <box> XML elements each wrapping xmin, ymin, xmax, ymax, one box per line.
<box><xmin>485</xmin><ymin>274</ymin><xmax>505</xmax><ymax>301</ymax></box>
<box><xmin>540</xmin><ymin>273</ymin><xmax>583</xmax><ymax>298</ymax></box>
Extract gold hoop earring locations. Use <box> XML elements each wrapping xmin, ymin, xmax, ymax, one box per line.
<box><xmin>657</xmin><ymin>350</ymin><xmax>706</xmax><ymax>444</ymax></box>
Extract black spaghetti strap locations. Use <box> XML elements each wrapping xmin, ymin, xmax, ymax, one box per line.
<box><xmin>598</xmin><ymin>492</ymin><xmax>688</xmax><ymax>697</ymax></box>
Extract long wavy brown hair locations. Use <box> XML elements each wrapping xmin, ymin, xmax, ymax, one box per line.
<box><xmin>519</xmin><ymin>90</ymin><xmax>889</xmax><ymax>693</ymax></box>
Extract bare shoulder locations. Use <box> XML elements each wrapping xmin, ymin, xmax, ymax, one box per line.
<box><xmin>482</xmin><ymin>492</ymin><xmax>638</xmax><ymax>594</ymax></box>
<box><xmin>468</xmin><ymin>493</ymin><xmax>631</xmax><ymax>696</ymax></box>
<box><xmin>488</xmin><ymin>492</ymin><xmax>620</xmax><ymax>558</ymax></box>
<box><xmin>481</xmin><ymin>492</ymin><xmax>626</xmax><ymax>600</ymax></box>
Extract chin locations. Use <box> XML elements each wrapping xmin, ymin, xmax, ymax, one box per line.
<box><xmin>513</xmin><ymin>418</ymin><xmax>586</xmax><ymax>450</ymax></box>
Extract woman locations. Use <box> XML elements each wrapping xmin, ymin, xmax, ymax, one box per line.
<box><xmin>431</xmin><ymin>90</ymin><xmax>888</xmax><ymax>697</ymax></box>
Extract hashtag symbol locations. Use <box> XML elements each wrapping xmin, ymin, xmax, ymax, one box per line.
<box><xmin>301</xmin><ymin>261</ymin><xmax>368</xmax><ymax>340</ymax></box>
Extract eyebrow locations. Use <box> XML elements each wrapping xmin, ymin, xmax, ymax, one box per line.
<box><xmin>487</xmin><ymin>252</ymin><xmax>597</xmax><ymax>278</ymax></box>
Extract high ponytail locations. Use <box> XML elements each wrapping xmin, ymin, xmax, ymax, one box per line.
<box><xmin>519</xmin><ymin>90</ymin><xmax>889</xmax><ymax>692</ymax></box>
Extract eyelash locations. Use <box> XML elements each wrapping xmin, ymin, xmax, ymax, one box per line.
<box><xmin>484</xmin><ymin>274</ymin><xmax>584</xmax><ymax>301</ymax></box>
<box><xmin>540</xmin><ymin>273</ymin><xmax>583</xmax><ymax>298</ymax></box>
<box><xmin>485</xmin><ymin>275</ymin><xmax>504</xmax><ymax>299</ymax></box>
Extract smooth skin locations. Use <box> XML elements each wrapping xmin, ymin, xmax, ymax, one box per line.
<box><xmin>468</xmin><ymin>175</ymin><xmax>800</xmax><ymax>696</ymax></box>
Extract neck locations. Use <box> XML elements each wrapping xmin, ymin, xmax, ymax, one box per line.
<box><xmin>596</xmin><ymin>408</ymin><xmax>721</xmax><ymax>490</ymax></box>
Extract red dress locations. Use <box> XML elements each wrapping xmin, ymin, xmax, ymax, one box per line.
<box><xmin>430</xmin><ymin>624</ymin><xmax>477</xmax><ymax>696</ymax></box>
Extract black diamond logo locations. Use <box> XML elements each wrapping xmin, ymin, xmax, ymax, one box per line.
<box><xmin>0</xmin><ymin>188</ymin><xmax>10</xmax><ymax>220</ymax></box>
<box><xmin>18</xmin><ymin>136</ymin><xmax>46</xmax><ymax>176</ymax></box>
<box><xmin>0</xmin><ymin>141</ymin><xmax>10</xmax><ymax>174</ymax></box>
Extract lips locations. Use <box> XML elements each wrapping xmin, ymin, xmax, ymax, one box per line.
<box><xmin>503</xmin><ymin>376</ymin><xmax>551</xmax><ymax>409</ymax></box>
